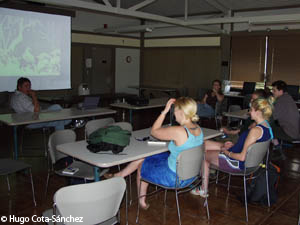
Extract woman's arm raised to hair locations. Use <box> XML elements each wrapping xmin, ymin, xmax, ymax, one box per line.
<box><xmin>151</xmin><ymin>98</ymin><xmax>179</xmax><ymax>141</ymax></box>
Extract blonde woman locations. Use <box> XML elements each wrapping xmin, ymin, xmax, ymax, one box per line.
<box><xmin>105</xmin><ymin>97</ymin><xmax>203</xmax><ymax>209</ymax></box>
<box><xmin>191</xmin><ymin>97</ymin><xmax>274</xmax><ymax>197</ymax></box>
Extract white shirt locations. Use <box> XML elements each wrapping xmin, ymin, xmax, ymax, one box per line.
<box><xmin>10</xmin><ymin>90</ymin><xmax>34</xmax><ymax>113</ymax></box>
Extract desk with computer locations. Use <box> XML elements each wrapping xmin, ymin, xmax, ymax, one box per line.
<box><xmin>225</xmin><ymin>82</ymin><xmax>300</xmax><ymax>106</ymax></box>
<box><xmin>224</xmin><ymin>82</ymin><xmax>257</xmax><ymax>109</ymax></box>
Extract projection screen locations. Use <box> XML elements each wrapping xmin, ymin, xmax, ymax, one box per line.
<box><xmin>0</xmin><ymin>7</ymin><xmax>71</xmax><ymax>91</ymax></box>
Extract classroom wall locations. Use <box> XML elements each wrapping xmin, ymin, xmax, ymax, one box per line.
<box><xmin>115</xmin><ymin>48</ymin><xmax>140</xmax><ymax>95</ymax></box>
<box><xmin>141</xmin><ymin>36</ymin><xmax>221</xmax><ymax>98</ymax></box>
<box><xmin>142</xmin><ymin>47</ymin><xmax>221</xmax><ymax>98</ymax></box>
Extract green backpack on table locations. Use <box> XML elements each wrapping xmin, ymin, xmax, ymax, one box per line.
<box><xmin>87</xmin><ymin>125</ymin><xmax>131</xmax><ymax>154</ymax></box>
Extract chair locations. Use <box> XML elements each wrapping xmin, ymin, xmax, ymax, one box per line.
<box><xmin>45</xmin><ymin>129</ymin><xmax>108</xmax><ymax>195</ymax></box>
<box><xmin>227</xmin><ymin>104</ymin><xmax>242</xmax><ymax>128</ymax></box>
<box><xmin>43</xmin><ymin>177</ymin><xmax>126</xmax><ymax>225</ymax></box>
<box><xmin>85</xmin><ymin>117</ymin><xmax>115</xmax><ymax>139</ymax></box>
<box><xmin>0</xmin><ymin>158</ymin><xmax>36</xmax><ymax>206</ymax></box>
<box><xmin>20</xmin><ymin>126</ymin><xmax>51</xmax><ymax>157</ymax></box>
<box><xmin>136</xmin><ymin>145</ymin><xmax>209</xmax><ymax>225</ymax></box>
<box><xmin>197</xmin><ymin>88</ymin><xmax>208</xmax><ymax>101</ymax></box>
<box><xmin>214</xmin><ymin>140</ymin><xmax>271</xmax><ymax>222</ymax></box>
<box><xmin>214</xmin><ymin>100</ymin><xmax>226</xmax><ymax>129</ymax></box>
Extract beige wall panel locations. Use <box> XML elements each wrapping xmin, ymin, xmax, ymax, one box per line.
<box><xmin>231</xmin><ymin>36</ymin><xmax>265</xmax><ymax>82</ymax></box>
<box><xmin>70</xmin><ymin>45</ymin><xmax>84</xmax><ymax>95</ymax></box>
<box><xmin>142</xmin><ymin>48</ymin><xmax>183</xmax><ymax>88</ymax></box>
<box><xmin>142</xmin><ymin>47</ymin><xmax>221</xmax><ymax>98</ymax></box>
<box><xmin>183</xmin><ymin>48</ymin><xmax>221</xmax><ymax>98</ymax></box>
<box><xmin>72</xmin><ymin>33</ymin><xmax>140</xmax><ymax>47</ymax></box>
<box><xmin>145</xmin><ymin>37</ymin><xmax>220</xmax><ymax>47</ymax></box>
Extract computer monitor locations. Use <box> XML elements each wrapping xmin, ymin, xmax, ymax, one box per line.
<box><xmin>242</xmin><ymin>82</ymin><xmax>256</xmax><ymax>96</ymax></box>
<box><xmin>78</xmin><ymin>96</ymin><xmax>100</xmax><ymax>110</ymax></box>
<box><xmin>286</xmin><ymin>85</ymin><xmax>299</xmax><ymax>100</ymax></box>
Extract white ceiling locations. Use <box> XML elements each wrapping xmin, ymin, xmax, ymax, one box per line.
<box><xmin>10</xmin><ymin>0</ymin><xmax>300</xmax><ymax>36</ymax></box>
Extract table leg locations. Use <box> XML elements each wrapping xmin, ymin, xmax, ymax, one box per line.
<box><xmin>122</xmin><ymin>110</ymin><xmax>126</xmax><ymax>121</ymax></box>
<box><xmin>129</xmin><ymin>109</ymin><xmax>133</xmax><ymax>124</ymax></box>
<box><xmin>13</xmin><ymin>126</ymin><xmax>18</xmax><ymax>159</ymax></box>
<box><xmin>94</xmin><ymin>166</ymin><xmax>100</xmax><ymax>181</ymax></box>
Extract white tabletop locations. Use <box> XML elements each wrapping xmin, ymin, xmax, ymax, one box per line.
<box><xmin>128</xmin><ymin>86</ymin><xmax>177</xmax><ymax>92</ymax></box>
<box><xmin>110</xmin><ymin>97</ymin><xmax>168</xmax><ymax>110</ymax></box>
<box><xmin>223</xmin><ymin>109</ymin><xmax>249</xmax><ymax>120</ymax></box>
<box><xmin>0</xmin><ymin>107</ymin><xmax>116</xmax><ymax>126</ymax></box>
<box><xmin>224</xmin><ymin>93</ymin><xmax>245</xmax><ymax>99</ymax></box>
<box><xmin>57</xmin><ymin>127</ymin><xmax>222</xmax><ymax>168</ymax></box>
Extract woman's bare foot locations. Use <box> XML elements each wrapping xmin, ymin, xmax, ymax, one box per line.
<box><xmin>139</xmin><ymin>201</ymin><xmax>150</xmax><ymax>210</ymax></box>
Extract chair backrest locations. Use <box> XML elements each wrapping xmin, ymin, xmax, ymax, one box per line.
<box><xmin>111</xmin><ymin>122</ymin><xmax>133</xmax><ymax>132</ymax></box>
<box><xmin>85</xmin><ymin>117</ymin><xmax>115</xmax><ymax>139</ymax></box>
<box><xmin>228</xmin><ymin>104</ymin><xmax>242</xmax><ymax>123</ymax></box>
<box><xmin>215</xmin><ymin>100</ymin><xmax>225</xmax><ymax>117</ymax></box>
<box><xmin>54</xmin><ymin>177</ymin><xmax>126</xmax><ymax>225</ymax></box>
<box><xmin>48</xmin><ymin>129</ymin><xmax>76</xmax><ymax>164</ymax></box>
<box><xmin>176</xmin><ymin>145</ymin><xmax>204</xmax><ymax>181</ymax></box>
<box><xmin>245</xmin><ymin>140</ymin><xmax>271</xmax><ymax>168</ymax></box>
<box><xmin>228</xmin><ymin>104</ymin><xmax>241</xmax><ymax>113</ymax></box>
<box><xmin>197</xmin><ymin>88</ymin><xmax>208</xmax><ymax>101</ymax></box>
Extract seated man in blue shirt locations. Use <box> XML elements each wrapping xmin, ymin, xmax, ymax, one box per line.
<box><xmin>10</xmin><ymin>77</ymin><xmax>71</xmax><ymax>130</ymax></box>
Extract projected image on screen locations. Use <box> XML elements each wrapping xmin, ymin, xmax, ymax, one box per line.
<box><xmin>0</xmin><ymin>8</ymin><xmax>71</xmax><ymax>91</ymax></box>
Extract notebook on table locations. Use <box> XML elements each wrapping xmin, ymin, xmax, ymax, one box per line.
<box><xmin>78</xmin><ymin>96</ymin><xmax>100</xmax><ymax>110</ymax></box>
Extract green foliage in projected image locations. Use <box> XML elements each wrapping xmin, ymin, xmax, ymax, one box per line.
<box><xmin>0</xmin><ymin>14</ymin><xmax>60</xmax><ymax>76</ymax></box>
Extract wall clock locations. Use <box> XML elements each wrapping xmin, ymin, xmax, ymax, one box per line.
<box><xmin>126</xmin><ymin>56</ymin><xmax>132</xmax><ymax>63</ymax></box>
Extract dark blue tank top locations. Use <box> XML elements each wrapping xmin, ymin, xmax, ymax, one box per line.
<box><xmin>228</xmin><ymin>124</ymin><xmax>272</xmax><ymax>169</ymax></box>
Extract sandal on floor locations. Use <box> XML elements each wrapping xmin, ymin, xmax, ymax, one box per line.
<box><xmin>190</xmin><ymin>187</ymin><xmax>209</xmax><ymax>198</ymax></box>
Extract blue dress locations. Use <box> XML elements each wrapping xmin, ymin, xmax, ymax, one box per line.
<box><xmin>218</xmin><ymin>123</ymin><xmax>273</xmax><ymax>172</ymax></box>
<box><xmin>141</xmin><ymin>126</ymin><xmax>203</xmax><ymax>187</ymax></box>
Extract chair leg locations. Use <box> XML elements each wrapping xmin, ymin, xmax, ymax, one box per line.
<box><xmin>216</xmin><ymin>170</ymin><xmax>219</xmax><ymax>184</ymax></box>
<box><xmin>29</xmin><ymin>168</ymin><xmax>37</xmax><ymax>207</ymax></box>
<box><xmin>42</xmin><ymin>128</ymin><xmax>48</xmax><ymax>157</ymax></box>
<box><xmin>125</xmin><ymin>183</ymin><xmax>128</xmax><ymax>225</ymax></box>
<box><xmin>204</xmin><ymin>197</ymin><xmax>210</xmax><ymax>220</ymax></box>
<box><xmin>164</xmin><ymin>190</ymin><xmax>168</xmax><ymax>206</ymax></box>
<box><xmin>20</xmin><ymin>127</ymin><xmax>24</xmax><ymax>154</ymax></box>
<box><xmin>243</xmin><ymin>176</ymin><xmax>249</xmax><ymax>222</ymax></box>
<box><xmin>175</xmin><ymin>190</ymin><xmax>182</xmax><ymax>225</ymax></box>
<box><xmin>136</xmin><ymin>179</ymin><xmax>142</xmax><ymax>224</ymax></box>
<box><xmin>6</xmin><ymin>175</ymin><xmax>10</xmax><ymax>191</ymax></box>
<box><xmin>265</xmin><ymin>169</ymin><xmax>271</xmax><ymax>207</ymax></box>
<box><xmin>227</xmin><ymin>174</ymin><xmax>231</xmax><ymax>191</ymax></box>
<box><xmin>45</xmin><ymin>172</ymin><xmax>50</xmax><ymax>197</ymax></box>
